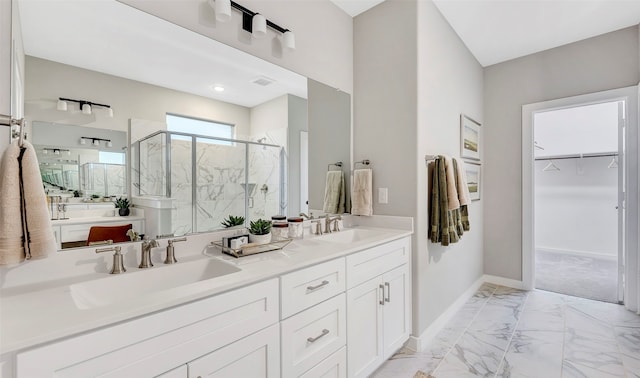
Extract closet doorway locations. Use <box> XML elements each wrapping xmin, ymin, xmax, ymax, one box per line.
<box><xmin>533</xmin><ymin>101</ymin><xmax>622</xmax><ymax>303</ymax></box>
<box><xmin>522</xmin><ymin>86</ymin><xmax>639</xmax><ymax>306</ymax></box>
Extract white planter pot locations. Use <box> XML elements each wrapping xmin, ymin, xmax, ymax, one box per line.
<box><xmin>249</xmin><ymin>232</ymin><xmax>271</xmax><ymax>245</ymax></box>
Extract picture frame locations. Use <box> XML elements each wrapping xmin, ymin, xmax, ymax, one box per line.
<box><xmin>464</xmin><ymin>162</ymin><xmax>481</xmax><ymax>201</ymax></box>
<box><xmin>460</xmin><ymin>114</ymin><xmax>481</xmax><ymax>161</ymax></box>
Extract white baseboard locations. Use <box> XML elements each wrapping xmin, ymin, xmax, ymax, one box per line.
<box><xmin>536</xmin><ymin>247</ymin><xmax>617</xmax><ymax>261</ymax></box>
<box><xmin>407</xmin><ymin>275</ymin><xmax>526</xmax><ymax>352</ymax></box>
<box><xmin>406</xmin><ymin>276</ymin><xmax>485</xmax><ymax>352</ymax></box>
<box><xmin>482</xmin><ymin>274</ymin><xmax>526</xmax><ymax>290</ymax></box>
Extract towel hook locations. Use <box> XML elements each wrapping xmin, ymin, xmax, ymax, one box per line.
<box><xmin>0</xmin><ymin>116</ymin><xmax>26</xmax><ymax>147</ymax></box>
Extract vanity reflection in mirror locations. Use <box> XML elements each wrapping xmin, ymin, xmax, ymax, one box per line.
<box><xmin>17</xmin><ymin>0</ymin><xmax>351</xmax><ymax>250</ymax></box>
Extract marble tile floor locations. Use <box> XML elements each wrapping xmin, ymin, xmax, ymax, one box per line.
<box><xmin>372</xmin><ymin>283</ymin><xmax>640</xmax><ymax>378</ymax></box>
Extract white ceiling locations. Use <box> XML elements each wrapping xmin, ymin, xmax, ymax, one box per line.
<box><xmin>18</xmin><ymin>0</ymin><xmax>307</xmax><ymax>108</ymax></box>
<box><xmin>330</xmin><ymin>0</ymin><xmax>385</xmax><ymax>17</ymax></box>
<box><xmin>332</xmin><ymin>0</ymin><xmax>640</xmax><ymax>67</ymax></box>
<box><xmin>433</xmin><ymin>0</ymin><xmax>640</xmax><ymax>67</ymax></box>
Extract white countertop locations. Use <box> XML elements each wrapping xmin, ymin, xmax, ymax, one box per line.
<box><xmin>50</xmin><ymin>215</ymin><xmax>145</xmax><ymax>226</ymax></box>
<box><xmin>0</xmin><ymin>220</ymin><xmax>412</xmax><ymax>355</ymax></box>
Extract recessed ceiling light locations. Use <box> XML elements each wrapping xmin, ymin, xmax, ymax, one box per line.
<box><xmin>211</xmin><ymin>85</ymin><xmax>225</xmax><ymax>92</ymax></box>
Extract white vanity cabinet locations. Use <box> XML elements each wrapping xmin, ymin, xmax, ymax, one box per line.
<box><xmin>15</xmin><ymin>279</ymin><xmax>279</xmax><ymax>377</ymax></box>
<box><xmin>346</xmin><ymin>237</ymin><xmax>411</xmax><ymax>378</ymax></box>
<box><xmin>279</xmin><ymin>258</ymin><xmax>347</xmax><ymax>378</ymax></box>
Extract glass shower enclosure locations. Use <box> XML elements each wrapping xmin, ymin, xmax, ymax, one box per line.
<box><xmin>131</xmin><ymin>130</ymin><xmax>284</xmax><ymax>236</ymax></box>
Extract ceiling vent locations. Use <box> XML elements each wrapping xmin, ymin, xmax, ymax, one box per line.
<box><xmin>251</xmin><ymin>76</ymin><xmax>275</xmax><ymax>87</ymax></box>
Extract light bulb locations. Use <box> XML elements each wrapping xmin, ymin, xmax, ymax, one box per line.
<box><xmin>214</xmin><ymin>0</ymin><xmax>231</xmax><ymax>22</ymax></box>
<box><xmin>80</xmin><ymin>138</ymin><xmax>86</xmax><ymax>145</ymax></box>
<box><xmin>66</xmin><ymin>150</ymin><xmax>71</xmax><ymax>156</ymax></box>
<box><xmin>252</xmin><ymin>14</ymin><xmax>266</xmax><ymax>38</ymax></box>
<box><xmin>107</xmin><ymin>141</ymin><xmax>113</xmax><ymax>148</ymax></box>
<box><xmin>93</xmin><ymin>139</ymin><xmax>100</xmax><ymax>147</ymax></box>
<box><xmin>54</xmin><ymin>149</ymin><xmax>60</xmax><ymax>155</ymax></box>
<box><xmin>43</xmin><ymin>149</ymin><xmax>48</xmax><ymax>154</ymax></box>
<box><xmin>107</xmin><ymin>107</ymin><xmax>114</xmax><ymax>118</ymax></box>
<box><xmin>82</xmin><ymin>103</ymin><xmax>92</xmax><ymax>115</ymax></box>
<box><xmin>283</xmin><ymin>30</ymin><xmax>295</xmax><ymax>50</ymax></box>
<box><xmin>57</xmin><ymin>99</ymin><xmax>67</xmax><ymax>111</ymax></box>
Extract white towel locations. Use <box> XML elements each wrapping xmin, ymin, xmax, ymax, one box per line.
<box><xmin>323</xmin><ymin>171</ymin><xmax>345</xmax><ymax>214</ymax></box>
<box><xmin>0</xmin><ymin>141</ymin><xmax>56</xmax><ymax>265</ymax></box>
<box><xmin>351</xmin><ymin>169</ymin><xmax>373</xmax><ymax>216</ymax></box>
<box><xmin>444</xmin><ymin>156</ymin><xmax>460</xmax><ymax>210</ymax></box>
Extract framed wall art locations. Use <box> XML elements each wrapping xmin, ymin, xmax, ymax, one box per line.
<box><xmin>460</xmin><ymin>114</ymin><xmax>481</xmax><ymax>161</ymax></box>
<box><xmin>464</xmin><ymin>161</ymin><xmax>481</xmax><ymax>201</ymax></box>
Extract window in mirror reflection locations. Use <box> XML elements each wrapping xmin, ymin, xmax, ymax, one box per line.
<box><xmin>166</xmin><ymin>113</ymin><xmax>234</xmax><ymax>146</ymax></box>
<box><xmin>99</xmin><ymin>151</ymin><xmax>125</xmax><ymax>165</ymax></box>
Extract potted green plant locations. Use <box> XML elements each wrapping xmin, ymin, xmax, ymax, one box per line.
<box><xmin>115</xmin><ymin>197</ymin><xmax>131</xmax><ymax>216</ymax></box>
<box><xmin>221</xmin><ymin>215</ymin><xmax>245</xmax><ymax>228</ymax></box>
<box><xmin>90</xmin><ymin>194</ymin><xmax>100</xmax><ymax>202</ymax></box>
<box><xmin>248</xmin><ymin>218</ymin><xmax>272</xmax><ymax>245</ymax></box>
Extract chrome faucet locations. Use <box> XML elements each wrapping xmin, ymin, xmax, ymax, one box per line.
<box><xmin>165</xmin><ymin>237</ymin><xmax>187</xmax><ymax>264</ymax></box>
<box><xmin>325</xmin><ymin>215</ymin><xmax>342</xmax><ymax>233</ymax></box>
<box><xmin>96</xmin><ymin>246</ymin><xmax>125</xmax><ymax>274</ymax></box>
<box><xmin>140</xmin><ymin>237</ymin><xmax>158</xmax><ymax>269</ymax></box>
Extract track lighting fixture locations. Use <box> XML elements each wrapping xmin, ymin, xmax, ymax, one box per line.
<box><xmin>79</xmin><ymin>137</ymin><xmax>113</xmax><ymax>148</ymax></box>
<box><xmin>207</xmin><ymin>0</ymin><xmax>295</xmax><ymax>50</ymax></box>
<box><xmin>57</xmin><ymin>97</ymin><xmax>114</xmax><ymax>118</ymax></box>
<box><xmin>42</xmin><ymin>148</ymin><xmax>70</xmax><ymax>155</ymax></box>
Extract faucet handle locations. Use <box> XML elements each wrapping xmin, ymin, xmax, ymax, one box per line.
<box><xmin>311</xmin><ymin>220</ymin><xmax>323</xmax><ymax>235</ymax></box>
<box><xmin>165</xmin><ymin>237</ymin><xmax>187</xmax><ymax>264</ymax></box>
<box><xmin>96</xmin><ymin>246</ymin><xmax>126</xmax><ymax>274</ymax></box>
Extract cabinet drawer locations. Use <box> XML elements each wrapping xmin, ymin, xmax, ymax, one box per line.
<box><xmin>281</xmin><ymin>258</ymin><xmax>345</xmax><ymax>318</ymax></box>
<box><xmin>300</xmin><ymin>346</ymin><xmax>346</xmax><ymax>378</ymax></box>
<box><xmin>281</xmin><ymin>294</ymin><xmax>346</xmax><ymax>378</ymax></box>
<box><xmin>346</xmin><ymin>237</ymin><xmax>410</xmax><ymax>289</ymax></box>
<box><xmin>16</xmin><ymin>279</ymin><xmax>279</xmax><ymax>377</ymax></box>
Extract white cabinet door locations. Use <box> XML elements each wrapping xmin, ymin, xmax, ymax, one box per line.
<box><xmin>346</xmin><ymin>276</ymin><xmax>384</xmax><ymax>378</ymax></box>
<box><xmin>188</xmin><ymin>323</ymin><xmax>280</xmax><ymax>378</ymax></box>
<box><xmin>382</xmin><ymin>264</ymin><xmax>411</xmax><ymax>359</ymax></box>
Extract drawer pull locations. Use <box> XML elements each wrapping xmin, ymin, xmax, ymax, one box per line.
<box><xmin>307</xmin><ymin>280</ymin><xmax>330</xmax><ymax>292</ymax></box>
<box><xmin>385</xmin><ymin>282</ymin><xmax>391</xmax><ymax>302</ymax></box>
<box><xmin>307</xmin><ymin>329</ymin><xmax>330</xmax><ymax>343</ymax></box>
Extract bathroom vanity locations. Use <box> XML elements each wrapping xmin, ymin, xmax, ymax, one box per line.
<box><xmin>0</xmin><ymin>217</ymin><xmax>412</xmax><ymax>378</ymax></box>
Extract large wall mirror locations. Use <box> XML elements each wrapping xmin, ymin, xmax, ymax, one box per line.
<box><xmin>15</xmin><ymin>0</ymin><xmax>351</xmax><ymax>250</ymax></box>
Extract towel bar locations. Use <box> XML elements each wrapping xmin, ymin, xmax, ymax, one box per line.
<box><xmin>354</xmin><ymin>159</ymin><xmax>372</xmax><ymax>170</ymax></box>
<box><xmin>425</xmin><ymin>155</ymin><xmax>439</xmax><ymax>162</ymax></box>
<box><xmin>328</xmin><ymin>162</ymin><xmax>343</xmax><ymax>171</ymax></box>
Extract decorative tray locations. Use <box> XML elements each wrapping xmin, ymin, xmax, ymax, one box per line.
<box><xmin>211</xmin><ymin>238</ymin><xmax>292</xmax><ymax>258</ymax></box>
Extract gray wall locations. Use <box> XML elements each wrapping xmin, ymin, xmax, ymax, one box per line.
<box><xmin>287</xmin><ymin>95</ymin><xmax>308</xmax><ymax>216</ymax></box>
<box><xmin>483</xmin><ymin>26</ymin><xmax>640</xmax><ymax>280</ymax></box>
<box><xmin>308</xmin><ymin>79</ymin><xmax>351</xmax><ymax>212</ymax></box>
<box><xmin>354</xmin><ymin>0</ymin><xmax>484</xmax><ymax>337</ymax></box>
<box><xmin>118</xmin><ymin>0</ymin><xmax>353</xmax><ymax>94</ymax></box>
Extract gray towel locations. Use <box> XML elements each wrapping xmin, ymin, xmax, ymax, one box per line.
<box><xmin>323</xmin><ymin>171</ymin><xmax>345</xmax><ymax>214</ymax></box>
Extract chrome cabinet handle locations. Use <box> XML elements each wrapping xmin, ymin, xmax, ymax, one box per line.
<box><xmin>307</xmin><ymin>329</ymin><xmax>329</xmax><ymax>343</ymax></box>
<box><xmin>385</xmin><ymin>282</ymin><xmax>391</xmax><ymax>302</ymax></box>
<box><xmin>307</xmin><ymin>280</ymin><xmax>329</xmax><ymax>292</ymax></box>
<box><xmin>379</xmin><ymin>284</ymin><xmax>385</xmax><ymax>305</ymax></box>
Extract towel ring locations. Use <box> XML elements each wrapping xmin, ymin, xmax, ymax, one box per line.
<box><xmin>354</xmin><ymin>159</ymin><xmax>372</xmax><ymax>170</ymax></box>
<box><xmin>328</xmin><ymin>162</ymin><xmax>343</xmax><ymax>171</ymax></box>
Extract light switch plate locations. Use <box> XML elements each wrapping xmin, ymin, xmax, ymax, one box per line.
<box><xmin>378</xmin><ymin>188</ymin><xmax>388</xmax><ymax>204</ymax></box>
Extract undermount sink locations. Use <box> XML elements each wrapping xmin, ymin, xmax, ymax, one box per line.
<box><xmin>314</xmin><ymin>228</ymin><xmax>381</xmax><ymax>243</ymax></box>
<box><xmin>70</xmin><ymin>259</ymin><xmax>240</xmax><ymax>310</ymax></box>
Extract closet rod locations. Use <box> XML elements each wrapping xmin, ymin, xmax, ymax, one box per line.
<box><xmin>535</xmin><ymin>152</ymin><xmax>618</xmax><ymax>161</ymax></box>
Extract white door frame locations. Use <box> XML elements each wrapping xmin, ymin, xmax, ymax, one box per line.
<box><xmin>522</xmin><ymin>86</ymin><xmax>639</xmax><ymax>309</ymax></box>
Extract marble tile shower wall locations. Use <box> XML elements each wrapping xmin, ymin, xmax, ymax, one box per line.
<box><xmin>81</xmin><ymin>163</ymin><xmax>126</xmax><ymax>197</ymax></box>
<box><xmin>137</xmin><ymin>137</ymin><xmax>282</xmax><ymax>236</ymax></box>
